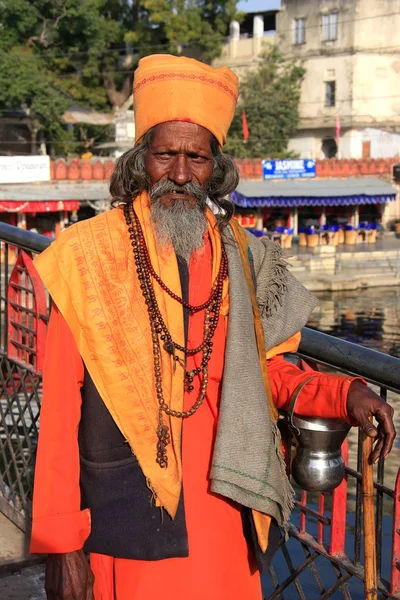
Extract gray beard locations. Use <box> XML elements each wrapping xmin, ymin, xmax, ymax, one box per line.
<box><xmin>150</xmin><ymin>198</ymin><xmax>208</xmax><ymax>263</ymax></box>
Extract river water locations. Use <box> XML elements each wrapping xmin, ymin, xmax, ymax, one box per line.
<box><xmin>262</xmin><ymin>287</ymin><xmax>400</xmax><ymax>599</ymax></box>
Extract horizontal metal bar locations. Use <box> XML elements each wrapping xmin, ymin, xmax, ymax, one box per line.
<box><xmin>9</xmin><ymin>282</ymin><xmax>34</xmax><ymax>294</ymax></box>
<box><xmin>345</xmin><ymin>466</ymin><xmax>395</xmax><ymax>498</ymax></box>
<box><xmin>9</xmin><ymin>339</ymin><xmax>35</xmax><ymax>354</ymax></box>
<box><xmin>0</xmin><ymin>222</ymin><xmax>51</xmax><ymax>254</ymax></box>
<box><xmin>293</xmin><ymin>501</ymin><xmax>331</xmax><ymax>525</ymax></box>
<box><xmin>298</xmin><ymin>327</ymin><xmax>400</xmax><ymax>392</ymax></box>
<box><xmin>9</xmin><ymin>321</ymin><xmax>37</xmax><ymax>335</ymax></box>
<box><xmin>9</xmin><ymin>301</ymin><xmax>38</xmax><ymax>317</ymax></box>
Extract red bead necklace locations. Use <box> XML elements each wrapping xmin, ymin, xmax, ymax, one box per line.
<box><xmin>124</xmin><ymin>203</ymin><xmax>228</xmax><ymax>468</ymax></box>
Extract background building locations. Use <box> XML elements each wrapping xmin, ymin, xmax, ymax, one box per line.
<box><xmin>218</xmin><ymin>0</ymin><xmax>400</xmax><ymax>160</ymax></box>
<box><xmin>279</xmin><ymin>0</ymin><xmax>400</xmax><ymax>160</ymax></box>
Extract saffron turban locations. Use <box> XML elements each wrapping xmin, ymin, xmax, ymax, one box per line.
<box><xmin>133</xmin><ymin>54</ymin><xmax>238</xmax><ymax>146</ymax></box>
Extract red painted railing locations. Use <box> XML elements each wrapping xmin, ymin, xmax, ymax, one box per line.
<box><xmin>48</xmin><ymin>157</ymin><xmax>399</xmax><ymax>181</ymax></box>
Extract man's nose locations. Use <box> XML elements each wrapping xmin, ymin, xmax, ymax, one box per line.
<box><xmin>168</xmin><ymin>154</ymin><xmax>192</xmax><ymax>186</ymax></box>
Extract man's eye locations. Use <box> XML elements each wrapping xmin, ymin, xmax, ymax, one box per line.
<box><xmin>191</xmin><ymin>155</ymin><xmax>207</xmax><ymax>162</ymax></box>
<box><xmin>155</xmin><ymin>153</ymin><xmax>174</xmax><ymax>162</ymax></box>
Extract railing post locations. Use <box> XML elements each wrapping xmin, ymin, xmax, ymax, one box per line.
<box><xmin>391</xmin><ymin>468</ymin><xmax>400</xmax><ymax>596</ymax></box>
<box><xmin>329</xmin><ymin>439</ymin><xmax>348</xmax><ymax>556</ymax></box>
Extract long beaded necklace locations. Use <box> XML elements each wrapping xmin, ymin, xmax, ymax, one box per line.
<box><xmin>124</xmin><ymin>203</ymin><xmax>228</xmax><ymax>468</ymax></box>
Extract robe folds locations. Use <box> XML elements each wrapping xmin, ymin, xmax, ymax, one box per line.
<box><xmin>30</xmin><ymin>225</ymin><xmax>357</xmax><ymax>600</ymax></box>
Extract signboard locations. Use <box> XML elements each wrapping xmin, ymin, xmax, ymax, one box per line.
<box><xmin>0</xmin><ymin>156</ymin><xmax>51</xmax><ymax>184</ymax></box>
<box><xmin>262</xmin><ymin>159</ymin><xmax>316</xmax><ymax>180</ymax></box>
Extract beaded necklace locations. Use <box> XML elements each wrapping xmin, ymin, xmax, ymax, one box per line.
<box><xmin>124</xmin><ymin>203</ymin><xmax>228</xmax><ymax>468</ymax></box>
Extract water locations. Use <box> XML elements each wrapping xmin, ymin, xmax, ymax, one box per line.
<box><xmin>308</xmin><ymin>287</ymin><xmax>400</xmax><ymax>358</ymax></box>
<box><xmin>262</xmin><ymin>287</ymin><xmax>400</xmax><ymax>598</ymax></box>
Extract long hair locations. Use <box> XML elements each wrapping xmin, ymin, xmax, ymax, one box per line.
<box><xmin>109</xmin><ymin>127</ymin><xmax>239</xmax><ymax>229</ymax></box>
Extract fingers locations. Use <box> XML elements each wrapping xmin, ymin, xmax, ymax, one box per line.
<box><xmin>378</xmin><ymin>407</ymin><xmax>396</xmax><ymax>459</ymax></box>
<box><xmin>371</xmin><ymin>432</ymin><xmax>385</xmax><ymax>464</ymax></box>
<box><xmin>359</xmin><ymin>417</ymin><xmax>378</xmax><ymax>439</ymax></box>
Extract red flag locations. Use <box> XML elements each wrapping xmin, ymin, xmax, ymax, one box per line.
<box><xmin>242</xmin><ymin>110</ymin><xmax>249</xmax><ymax>142</ymax></box>
<box><xmin>336</xmin><ymin>114</ymin><xmax>341</xmax><ymax>143</ymax></box>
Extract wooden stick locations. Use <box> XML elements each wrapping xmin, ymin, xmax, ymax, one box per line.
<box><xmin>362</xmin><ymin>425</ymin><xmax>377</xmax><ymax>600</ymax></box>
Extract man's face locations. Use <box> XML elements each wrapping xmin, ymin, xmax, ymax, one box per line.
<box><xmin>144</xmin><ymin>121</ymin><xmax>214</xmax><ymax>208</ymax></box>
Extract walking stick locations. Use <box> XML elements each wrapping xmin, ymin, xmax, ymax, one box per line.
<box><xmin>362</xmin><ymin>421</ymin><xmax>378</xmax><ymax>600</ymax></box>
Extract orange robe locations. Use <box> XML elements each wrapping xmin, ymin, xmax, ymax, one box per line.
<box><xmin>31</xmin><ymin>236</ymin><xmax>356</xmax><ymax>600</ymax></box>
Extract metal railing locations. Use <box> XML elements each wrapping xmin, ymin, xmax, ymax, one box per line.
<box><xmin>0</xmin><ymin>222</ymin><xmax>399</xmax><ymax>598</ymax></box>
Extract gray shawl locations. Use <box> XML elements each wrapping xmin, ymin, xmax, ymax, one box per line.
<box><xmin>211</xmin><ymin>228</ymin><xmax>318</xmax><ymax>529</ymax></box>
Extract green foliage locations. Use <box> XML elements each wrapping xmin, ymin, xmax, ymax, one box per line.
<box><xmin>0</xmin><ymin>0</ymin><xmax>240</xmax><ymax>153</ymax></box>
<box><xmin>126</xmin><ymin>1</ymin><xmax>240</xmax><ymax>62</ymax></box>
<box><xmin>0</xmin><ymin>0</ymin><xmax>127</xmax><ymax>153</ymax></box>
<box><xmin>0</xmin><ymin>48</ymin><xmax>72</xmax><ymax>152</ymax></box>
<box><xmin>225</xmin><ymin>45</ymin><xmax>305</xmax><ymax>159</ymax></box>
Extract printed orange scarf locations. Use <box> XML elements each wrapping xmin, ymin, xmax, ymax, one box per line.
<box><xmin>34</xmin><ymin>192</ymin><xmax>228</xmax><ymax>518</ymax></box>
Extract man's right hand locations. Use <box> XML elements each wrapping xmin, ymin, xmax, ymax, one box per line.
<box><xmin>45</xmin><ymin>550</ymin><xmax>94</xmax><ymax>600</ymax></box>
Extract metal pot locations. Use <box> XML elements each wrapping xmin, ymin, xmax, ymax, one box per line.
<box><xmin>289</xmin><ymin>414</ymin><xmax>351</xmax><ymax>492</ymax></box>
<box><xmin>281</xmin><ymin>375</ymin><xmax>351</xmax><ymax>493</ymax></box>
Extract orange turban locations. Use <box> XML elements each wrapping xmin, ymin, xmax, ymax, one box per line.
<box><xmin>133</xmin><ymin>54</ymin><xmax>238</xmax><ymax>146</ymax></box>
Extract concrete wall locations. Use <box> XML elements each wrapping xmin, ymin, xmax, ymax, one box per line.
<box><xmin>289</xmin><ymin>127</ymin><xmax>400</xmax><ymax>160</ymax></box>
<box><xmin>353</xmin><ymin>0</ymin><xmax>400</xmax><ymax>51</ymax></box>
<box><xmin>352</xmin><ymin>53</ymin><xmax>400</xmax><ymax>128</ymax></box>
<box><xmin>113</xmin><ymin>110</ymin><xmax>135</xmax><ymax>144</ymax></box>
<box><xmin>213</xmin><ymin>34</ymin><xmax>276</xmax><ymax>79</ymax></box>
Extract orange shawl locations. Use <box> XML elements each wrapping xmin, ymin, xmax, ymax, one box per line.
<box><xmin>34</xmin><ymin>193</ymin><xmax>227</xmax><ymax>519</ymax></box>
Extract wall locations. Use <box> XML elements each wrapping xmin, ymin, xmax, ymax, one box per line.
<box><xmin>47</xmin><ymin>156</ymin><xmax>400</xmax><ymax>181</ymax></box>
<box><xmin>288</xmin><ymin>127</ymin><xmax>400</xmax><ymax>160</ymax></box>
<box><xmin>353</xmin><ymin>0</ymin><xmax>400</xmax><ymax>51</ymax></box>
<box><xmin>113</xmin><ymin>110</ymin><xmax>135</xmax><ymax>144</ymax></box>
<box><xmin>352</xmin><ymin>53</ymin><xmax>400</xmax><ymax>128</ymax></box>
<box><xmin>361</xmin><ymin>129</ymin><xmax>400</xmax><ymax>159</ymax></box>
<box><xmin>213</xmin><ymin>35</ymin><xmax>276</xmax><ymax>80</ymax></box>
<box><xmin>287</xmin><ymin>131</ymin><xmax>316</xmax><ymax>158</ymax></box>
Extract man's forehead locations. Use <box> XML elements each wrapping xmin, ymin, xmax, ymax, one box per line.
<box><xmin>150</xmin><ymin>121</ymin><xmax>213</xmax><ymax>149</ymax></box>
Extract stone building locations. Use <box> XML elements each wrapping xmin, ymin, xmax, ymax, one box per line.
<box><xmin>216</xmin><ymin>0</ymin><xmax>400</xmax><ymax>160</ymax></box>
<box><xmin>279</xmin><ymin>0</ymin><xmax>400</xmax><ymax>159</ymax></box>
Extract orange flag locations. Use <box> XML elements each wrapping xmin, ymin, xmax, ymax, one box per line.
<box><xmin>242</xmin><ymin>110</ymin><xmax>249</xmax><ymax>142</ymax></box>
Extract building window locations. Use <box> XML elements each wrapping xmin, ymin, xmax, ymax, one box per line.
<box><xmin>294</xmin><ymin>18</ymin><xmax>305</xmax><ymax>44</ymax></box>
<box><xmin>325</xmin><ymin>81</ymin><xmax>336</xmax><ymax>107</ymax></box>
<box><xmin>322</xmin><ymin>13</ymin><xmax>338</xmax><ymax>41</ymax></box>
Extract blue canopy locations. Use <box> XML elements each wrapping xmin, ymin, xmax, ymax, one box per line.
<box><xmin>231</xmin><ymin>178</ymin><xmax>397</xmax><ymax>208</ymax></box>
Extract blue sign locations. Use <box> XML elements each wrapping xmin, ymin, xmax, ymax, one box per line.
<box><xmin>262</xmin><ymin>159</ymin><xmax>316</xmax><ymax>180</ymax></box>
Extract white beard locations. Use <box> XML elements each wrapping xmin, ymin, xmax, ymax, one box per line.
<box><xmin>150</xmin><ymin>198</ymin><xmax>208</xmax><ymax>263</ymax></box>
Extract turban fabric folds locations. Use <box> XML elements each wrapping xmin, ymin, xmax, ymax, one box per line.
<box><xmin>133</xmin><ymin>54</ymin><xmax>238</xmax><ymax>146</ymax></box>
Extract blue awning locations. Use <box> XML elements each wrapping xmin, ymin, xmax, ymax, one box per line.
<box><xmin>231</xmin><ymin>178</ymin><xmax>397</xmax><ymax>208</ymax></box>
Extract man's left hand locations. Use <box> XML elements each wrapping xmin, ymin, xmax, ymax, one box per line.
<box><xmin>346</xmin><ymin>380</ymin><xmax>396</xmax><ymax>463</ymax></box>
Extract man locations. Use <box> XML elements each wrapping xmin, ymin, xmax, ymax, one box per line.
<box><xmin>30</xmin><ymin>55</ymin><xmax>395</xmax><ymax>600</ymax></box>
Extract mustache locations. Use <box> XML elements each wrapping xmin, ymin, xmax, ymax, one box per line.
<box><xmin>149</xmin><ymin>179</ymin><xmax>208</xmax><ymax>205</ymax></box>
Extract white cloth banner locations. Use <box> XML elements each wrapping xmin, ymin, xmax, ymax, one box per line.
<box><xmin>0</xmin><ymin>156</ymin><xmax>51</xmax><ymax>184</ymax></box>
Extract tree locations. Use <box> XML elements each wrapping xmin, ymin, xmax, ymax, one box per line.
<box><xmin>0</xmin><ymin>0</ymin><xmax>128</xmax><ymax>153</ymax></box>
<box><xmin>126</xmin><ymin>1</ymin><xmax>240</xmax><ymax>63</ymax></box>
<box><xmin>0</xmin><ymin>1</ymin><xmax>127</xmax><ymax>110</ymax></box>
<box><xmin>0</xmin><ymin>48</ymin><xmax>73</xmax><ymax>154</ymax></box>
<box><xmin>0</xmin><ymin>1</ymin><xmax>241</xmax><ymax>154</ymax></box>
<box><xmin>224</xmin><ymin>45</ymin><xmax>305</xmax><ymax>159</ymax></box>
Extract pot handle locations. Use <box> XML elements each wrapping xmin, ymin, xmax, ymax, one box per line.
<box><xmin>284</xmin><ymin>375</ymin><xmax>318</xmax><ymax>435</ymax></box>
